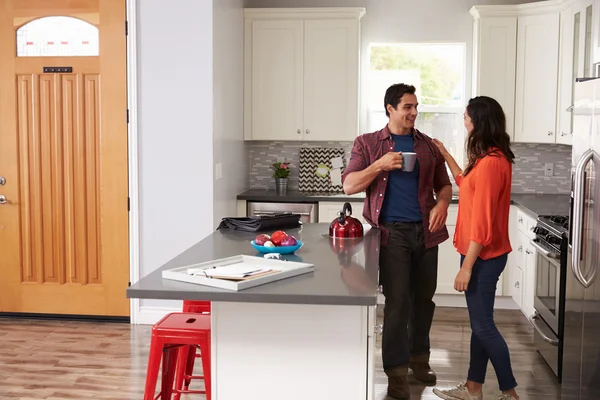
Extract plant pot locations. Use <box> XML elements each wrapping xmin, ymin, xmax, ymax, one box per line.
<box><xmin>275</xmin><ymin>177</ymin><xmax>288</xmax><ymax>195</ymax></box>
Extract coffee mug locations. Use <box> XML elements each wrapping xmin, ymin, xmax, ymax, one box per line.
<box><xmin>401</xmin><ymin>152</ymin><xmax>417</xmax><ymax>172</ymax></box>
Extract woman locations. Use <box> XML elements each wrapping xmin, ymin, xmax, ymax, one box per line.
<box><xmin>431</xmin><ymin>96</ymin><xmax>519</xmax><ymax>400</ymax></box>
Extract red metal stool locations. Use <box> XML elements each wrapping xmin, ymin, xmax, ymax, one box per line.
<box><xmin>173</xmin><ymin>301</ymin><xmax>211</xmax><ymax>399</ymax></box>
<box><xmin>143</xmin><ymin>312</ymin><xmax>211</xmax><ymax>400</ymax></box>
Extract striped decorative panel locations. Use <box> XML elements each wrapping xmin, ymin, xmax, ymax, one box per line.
<box><xmin>298</xmin><ymin>147</ymin><xmax>346</xmax><ymax>192</ymax></box>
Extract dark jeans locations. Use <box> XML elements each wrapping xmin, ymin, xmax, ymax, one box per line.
<box><xmin>462</xmin><ymin>253</ymin><xmax>518</xmax><ymax>391</ymax></box>
<box><xmin>379</xmin><ymin>221</ymin><xmax>438</xmax><ymax>373</ymax></box>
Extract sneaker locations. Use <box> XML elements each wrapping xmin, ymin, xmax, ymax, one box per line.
<box><xmin>433</xmin><ymin>381</ymin><xmax>483</xmax><ymax>400</ymax></box>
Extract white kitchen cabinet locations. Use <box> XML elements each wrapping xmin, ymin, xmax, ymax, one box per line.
<box><xmin>318</xmin><ymin>201</ymin><xmax>365</xmax><ymax>224</ymax></box>
<box><xmin>514</xmin><ymin>12</ymin><xmax>561</xmax><ymax>143</ymax></box>
<box><xmin>556</xmin><ymin>6</ymin><xmax>576</xmax><ymax>145</ymax></box>
<box><xmin>437</xmin><ymin>224</ymin><xmax>462</xmax><ymax>294</ymax></box>
<box><xmin>470</xmin><ymin>13</ymin><xmax>517</xmax><ymax>139</ymax></box>
<box><xmin>243</xmin><ymin>8</ymin><xmax>365</xmax><ymax>142</ymax></box>
<box><xmin>471</xmin><ymin>0</ymin><xmax>599</xmax><ymax>145</ymax></box>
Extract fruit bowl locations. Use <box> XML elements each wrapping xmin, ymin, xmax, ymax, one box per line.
<box><xmin>250</xmin><ymin>240</ymin><xmax>304</xmax><ymax>254</ymax></box>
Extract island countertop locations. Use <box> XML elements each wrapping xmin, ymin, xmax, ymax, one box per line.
<box><xmin>127</xmin><ymin>223</ymin><xmax>381</xmax><ymax>306</ymax></box>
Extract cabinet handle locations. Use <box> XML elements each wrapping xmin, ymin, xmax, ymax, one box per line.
<box><xmin>515</xmin><ymin>281</ymin><xmax>520</xmax><ymax>288</ymax></box>
<box><xmin>305</xmin><ymin>129</ymin><xmax>310</xmax><ymax>134</ymax></box>
<box><xmin>548</xmin><ymin>131</ymin><xmax>553</xmax><ymax>136</ymax></box>
<box><xmin>526</xmin><ymin>249</ymin><xmax>532</xmax><ymax>255</ymax></box>
<box><xmin>518</xmin><ymin>217</ymin><xmax>523</xmax><ymax>223</ymax></box>
<box><xmin>518</xmin><ymin>245</ymin><xmax>523</xmax><ymax>252</ymax></box>
<box><xmin>297</xmin><ymin>129</ymin><xmax>301</xmax><ymax>134</ymax></box>
<box><xmin>376</xmin><ymin>285</ymin><xmax>383</xmax><ymax>294</ymax></box>
<box><xmin>561</xmin><ymin>132</ymin><xmax>567</xmax><ymax>137</ymax></box>
<box><xmin>375</xmin><ymin>323</ymin><xmax>383</xmax><ymax>335</ymax></box>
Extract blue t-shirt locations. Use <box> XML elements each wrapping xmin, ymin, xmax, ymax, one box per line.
<box><xmin>380</xmin><ymin>133</ymin><xmax>422</xmax><ymax>222</ymax></box>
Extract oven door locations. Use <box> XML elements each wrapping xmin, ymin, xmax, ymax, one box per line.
<box><xmin>530</xmin><ymin>239</ymin><xmax>562</xmax><ymax>335</ymax></box>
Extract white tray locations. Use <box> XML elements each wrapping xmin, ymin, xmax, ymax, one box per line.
<box><xmin>161</xmin><ymin>255</ymin><xmax>315</xmax><ymax>291</ymax></box>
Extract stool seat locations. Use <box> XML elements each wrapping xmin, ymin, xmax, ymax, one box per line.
<box><xmin>143</xmin><ymin>312</ymin><xmax>212</xmax><ymax>400</ymax></box>
<box><xmin>154</xmin><ymin>313</ymin><xmax>211</xmax><ymax>333</ymax></box>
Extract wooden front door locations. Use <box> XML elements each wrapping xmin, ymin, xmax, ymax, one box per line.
<box><xmin>0</xmin><ymin>0</ymin><xmax>130</xmax><ymax>316</ymax></box>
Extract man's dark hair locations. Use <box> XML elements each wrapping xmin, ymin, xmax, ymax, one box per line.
<box><xmin>384</xmin><ymin>83</ymin><xmax>416</xmax><ymax>117</ymax></box>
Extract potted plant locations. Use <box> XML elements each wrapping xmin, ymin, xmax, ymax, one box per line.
<box><xmin>272</xmin><ymin>161</ymin><xmax>291</xmax><ymax>194</ymax></box>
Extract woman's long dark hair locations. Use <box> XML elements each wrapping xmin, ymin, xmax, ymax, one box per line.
<box><xmin>463</xmin><ymin>96</ymin><xmax>515</xmax><ymax>176</ymax></box>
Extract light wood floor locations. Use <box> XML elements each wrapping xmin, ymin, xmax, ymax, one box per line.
<box><xmin>0</xmin><ymin>307</ymin><xmax>561</xmax><ymax>399</ymax></box>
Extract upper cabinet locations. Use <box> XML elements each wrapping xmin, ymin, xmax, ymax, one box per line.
<box><xmin>244</xmin><ymin>8</ymin><xmax>365</xmax><ymax>142</ymax></box>
<box><xmin>514</xmin><ymin>12</ymin><xmax>560</xmax><ymax>144</ymax></box>
<box><xmin>471</xmin><ymin>0</ymin><xmax>595</xmax><ymax>145</ymax></box>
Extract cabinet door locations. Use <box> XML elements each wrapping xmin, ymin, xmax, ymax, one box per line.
<box><xmin>436</xmin><ymin>226</ymin><xmax>461</xmax><ymax>294</ymax></box>
<box><xmin>318</xmin><ymin>201</ymin><xmax>365</xmax><ymax>223</ymax></box>
<box><xmin>249</xmin><ymin>20</ymin><xmax>304</xmax><ymax>140</ymax></box>
<box><xmin>512</xmin><ymin>265</ymin><xmax>524</xmax><ymax>308</ymax></box>
<box><xmin>472</xmin><ymin>17</ymin><xmax>517</xmax><ymax>139</ymax></box>
<box><xmin>514</xmin><ymin>12</ymin><xmax>560</xmax><ymax>143</ymax></box>
<box><xmin>556</xmin><ymin>6</ymin><xmax>575</xmax><ymax>145</ymax></box>
<box><xmin>303</xmin><ymin>19</ymin><xmax>359</xmax><ymax>141</ymax></box>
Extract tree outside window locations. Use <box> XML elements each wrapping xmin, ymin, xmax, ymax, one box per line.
<box><xmin>367</xmin><ymin>43</ymin><xmax>467</xmax><ymax>172</ymax></box>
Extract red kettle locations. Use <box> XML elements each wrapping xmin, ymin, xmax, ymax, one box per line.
<box><xmin>329</xmin><ymin>202</ymin><xmax>364</xmax><ymax>239</ymax></box>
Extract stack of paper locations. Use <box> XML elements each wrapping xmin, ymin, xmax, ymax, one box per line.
<box><xmin>187</xmin><ymin>264</ymin><xmax>274</xmax><ymax>281</ymax></box>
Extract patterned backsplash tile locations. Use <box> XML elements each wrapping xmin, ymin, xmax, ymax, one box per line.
<box><xmin>247</xmin><ymin>141</ymin><xmax>573</xmax><ymax>195</ymax></box>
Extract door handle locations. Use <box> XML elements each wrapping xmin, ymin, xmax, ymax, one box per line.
<box><xmin>572</xmin><ymin>149</ymin><xmax>594</xmax><ymax>287</ymax></box>
<box><xmin>0</xmin><ymin>176</ymin><xmax>5</xmax><ymax>185</ymax></box>
<box><xmin>0</xmin><ymin>195</ymin><xmax>7</xmax><ymax>204</ymax></box>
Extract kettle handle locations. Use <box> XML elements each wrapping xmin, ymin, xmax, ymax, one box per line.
<box><xmin>338</xmin><ymin>202</ymin><xmax>352</xmax><ymax>224</ymax></box>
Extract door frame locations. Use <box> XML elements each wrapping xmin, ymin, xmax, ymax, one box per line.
<box><xmin>126</xmin><ymin>0</ymin><xmax>141</xmax><ymax>324</ymax></box>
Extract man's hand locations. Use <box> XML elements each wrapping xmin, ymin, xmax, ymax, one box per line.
<box><xmin>376</xmin><ymin>152</ymin><xmax>403</xmax><ymax>172</ymax></box>
<box><xmin>429</xmin><ymin>201</ymin><xmax>448</xmax><ymax>232</ymax></box>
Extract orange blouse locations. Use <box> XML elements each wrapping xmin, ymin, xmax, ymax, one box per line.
<box><xmin>454</xmin><ymin>150</ymin><xmax>513</xmax><ymax>260</ymax></box>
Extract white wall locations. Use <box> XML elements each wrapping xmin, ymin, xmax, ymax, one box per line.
<box><xmin>137</xmin><ymin>0</ymin><xmax>214</xmax><ymax>309</ymax></box>
<box><xmin>213</xmin><ymin>0</ymin><xmax>248</xmax><ymax>229</ymax></box>
<box><xmin>245</xmin><ymin>0</ymin><xmax>540</xmax><ymax>133</ymax></box>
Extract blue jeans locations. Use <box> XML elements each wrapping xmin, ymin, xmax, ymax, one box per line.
<box><xmin>461</xmin><ymin>253</ymin><xmax>517</xmax><ymax>391</ymax></box>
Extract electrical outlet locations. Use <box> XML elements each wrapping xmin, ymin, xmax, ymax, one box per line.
<box><xmin>215</xmin><ymin>162</ymin><xmax>222</xmax><ymax>180</ymax></box>
<box><xmin>544</xmin><ymin>163</ymin><xmax>554</xmax><ymax>177</ymax></box>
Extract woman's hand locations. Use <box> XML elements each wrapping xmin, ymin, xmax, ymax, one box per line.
<box><xmin>454</xmin><ymin>268</ymin><xmax>472</xmax><ymax>292</ymax></box>
<box><xmin>432</xmin><ymin>138</ymin><xmax>450</xmax><ymax>159</ymax></box>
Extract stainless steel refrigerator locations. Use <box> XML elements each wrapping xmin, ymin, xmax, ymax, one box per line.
<box><xmin>562</xmin><ymin>77</ymin><xmax>600</xmax><ymax>400</ymax></box>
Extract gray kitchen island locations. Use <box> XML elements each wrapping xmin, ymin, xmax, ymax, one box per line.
<box><xmin>127</xmin><ymin>223</ymin><xmax>381</xmax><ymax>400</ymax></box>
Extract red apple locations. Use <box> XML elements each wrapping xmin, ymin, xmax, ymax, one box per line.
<box><xmin>254</xmin><ymin>234</ymin><xmax>270</xmax><ymax>245</ymax></box>
<box><xmin>280</xmin><ymin>235</ymin><xmax>297</xmax><ymax>247</ymax></box>
<box><xmin>270</xmin><ymin>230</ymin><xmax>287</xmax><ymax>246</ymax></box>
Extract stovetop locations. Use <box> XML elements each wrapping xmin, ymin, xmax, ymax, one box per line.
<box><xmin>533</xmin><ymin>214</ymin><xmax>569</xmax><ymax>257</ymax></box>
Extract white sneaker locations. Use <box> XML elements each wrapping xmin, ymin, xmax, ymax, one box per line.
<box><xmin>497</xmin><ymin>394</ymin><xmax>518</xmax><ymax>400</ymax></box>
<box><xmin>433</xmin><ymin>381</ymin><xmax>483</xmax><ymax>400</ymax></box>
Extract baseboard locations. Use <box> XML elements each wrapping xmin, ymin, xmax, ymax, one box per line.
<box><xmin>136</xmin><ymin>306</ymin><xmax>180</xmax><ymax>325</ymax></box>
<box><xmin>377</xmin><ymin>293</ymin><xmax>520</xmax><ymax>310</ymax></box>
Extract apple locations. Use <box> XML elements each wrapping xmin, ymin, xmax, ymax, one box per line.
<box><xmin>280</xmin><ymin>235</ymin><xmax>297</xmax><ymax>247</ymax></box>
<box><xmin>254</xmin><ymin>234</ymin><xmax>270</xmax><ymax>246</ymax></box>
<box><xmin>263</xmin><ymin>240</ymin><xmax>275</xmax><ymax>248</ymax></box>
<box><xmin>270</xmin><ymin>230</ymin><xmax>288</xmax><ymax>246</ymax></box>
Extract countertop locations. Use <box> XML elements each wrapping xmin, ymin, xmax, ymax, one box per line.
<box><xmin>127</xmin><ymin>223</ymin><xmax>380</xmax><ymax>306</ymax></box>
<box><xmin>510</xmin><ymin>193</ymin><xmax>571</xmax><ymax>217</ymax></box>
<box><xmin>238</xmin><ymin>190</ymin><xmax>571</xmax><ymax>218</ymax></box>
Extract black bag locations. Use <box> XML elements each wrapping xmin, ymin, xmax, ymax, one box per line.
<box><xmin>216</xmin><ymin>213</ymin><xmax>301</xmax><ymax>232</ymax></box>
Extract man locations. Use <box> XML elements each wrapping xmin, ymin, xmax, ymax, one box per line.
<box><xmin>342</xmin><ymin>83</ymin><xmax>453</xmax><ymax>400</ymax></box>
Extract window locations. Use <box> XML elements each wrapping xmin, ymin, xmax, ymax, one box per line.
<box><xmin>367</xmin><ymin>43</ymin><xmax>467</xmax><ymax>169</ymax></box>
<box><xmin>16</xmin><ymin>16</ymin><xmax>99</xmax><ymax>57</ymax></box>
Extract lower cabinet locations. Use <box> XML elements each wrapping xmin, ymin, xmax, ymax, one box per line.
<box><xmin>318</xmin><ymin>201</ymin><xmax>366</xmax><ymax>223</ymax></box>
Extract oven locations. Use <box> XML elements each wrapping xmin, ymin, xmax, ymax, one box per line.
<box><xmin>530</xmin><ymin>215</ymin><xmax>569</xmax><ymax>380</ymax></box>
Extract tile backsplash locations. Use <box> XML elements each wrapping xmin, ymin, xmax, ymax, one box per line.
<box><xmin>247</xmin><ymin>141</ymin><xmax>572</xmax><ymax>195</ymax></box>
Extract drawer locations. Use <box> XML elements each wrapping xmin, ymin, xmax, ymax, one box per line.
<box><xmin>516</xmin><ymin>209</ymin><xmax>536</xmax><ymax>239</ymax></box>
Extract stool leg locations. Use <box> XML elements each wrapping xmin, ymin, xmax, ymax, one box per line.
<box><xmin>161</xmin><ymin>346</ymin><xmax>179</xmax><ymax>399</ymax></box>
<box><xmin>184</xmin><ymin>345</ymin><xmax>197</xmax><ymax>389</ymax></box>
<box><xmin>200</xmin><ymin>337</ymin><xmax>212</xmax><ymax>400</ymax></box>
<box><xmin>173</xmin><ymin>346</ymin><xmax>190</xmax><ymax>400</ymax></box>
<box><xmin>143</xmin><ymin>335</ymin><xmax>163</xmax><ymax>400</ymax></box>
